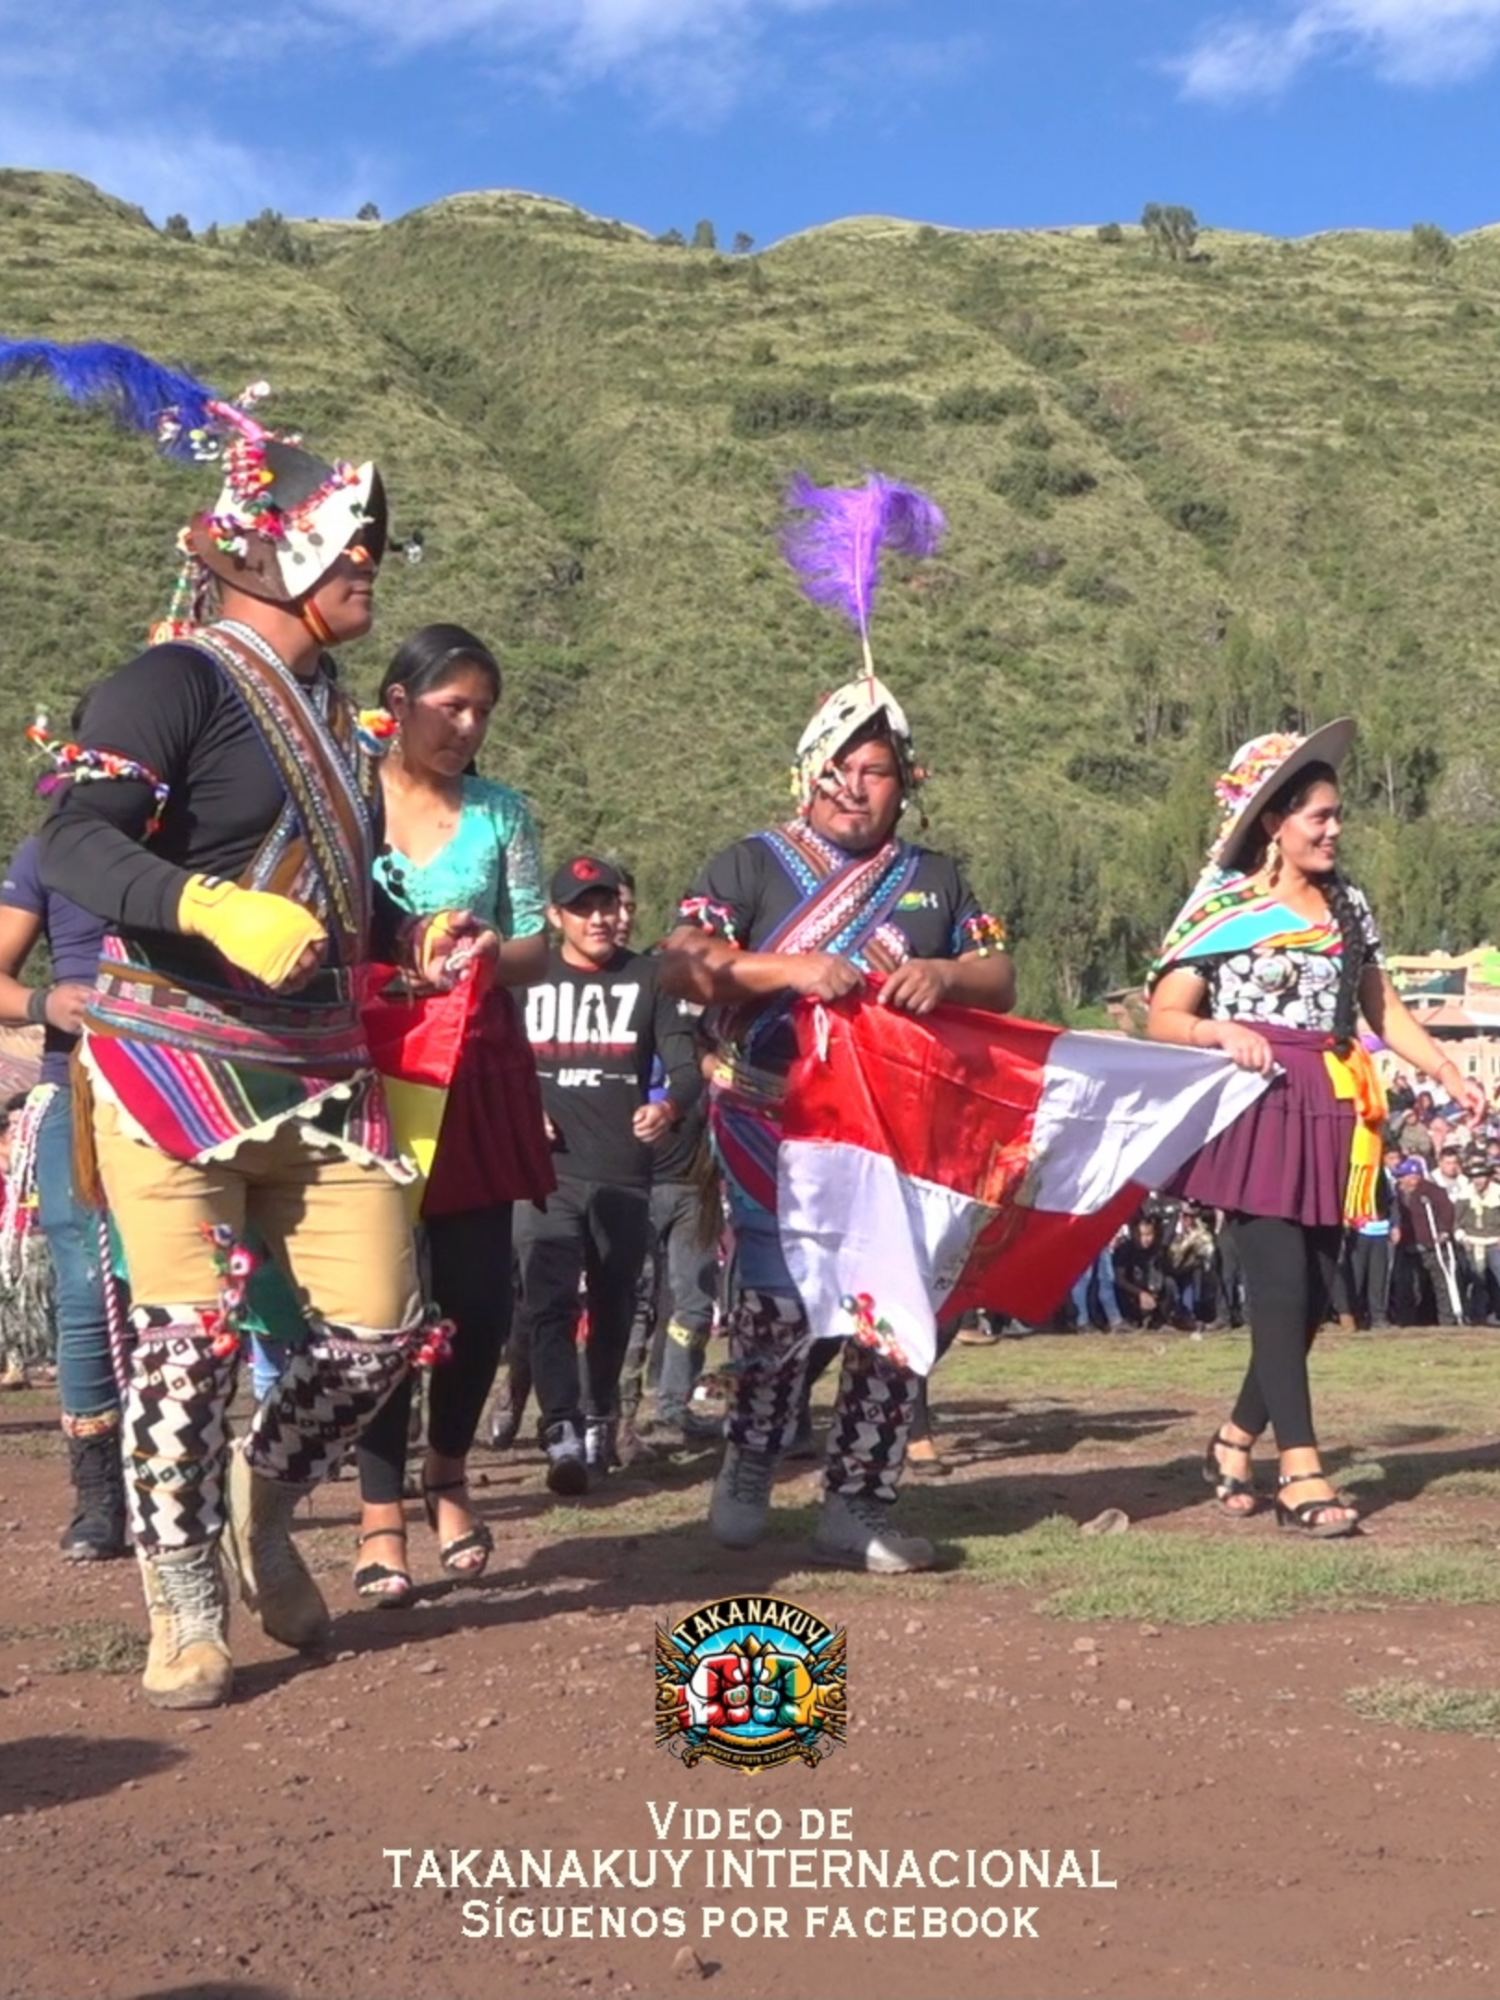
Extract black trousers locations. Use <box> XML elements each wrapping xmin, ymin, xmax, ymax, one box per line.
<box><xmin>1226</xmin><ymin>1215</ymin><xmax>1342</xmax><ymax>1452</ymax></box>
<box><xmin>514</xmin><ymin>1177</ymin><xmax>652</xmax><ymax>1431</ymax></box>
<box><xmin>358</xmin><ymin>1204</ymin><xmax>516</xmax><ymax>1506</ymax></box>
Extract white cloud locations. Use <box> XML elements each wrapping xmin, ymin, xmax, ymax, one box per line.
<box><xmin>306</xmin><ymin>0</ymin><xmax>841</xmax><ymax>71</ymax></box>
<box><xmin>1174</xmin><ymin>0</ymin><xmax>1500</xmax><ymax>101</ymax></box>
<box><xmin>0</xmin><ymin>0</ymin><xmax>958</xmax><ymax>216</ymax></box>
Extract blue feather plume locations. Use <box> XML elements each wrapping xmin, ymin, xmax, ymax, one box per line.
<box><xmin>0</xmin><ymin>339</ymin><xmax>224</xmax><ymax>457</ymax></box>
<box><xmin>783</xmin><ymin>471</ymin><xmax>947</xmax><ymax>674</ymax></box>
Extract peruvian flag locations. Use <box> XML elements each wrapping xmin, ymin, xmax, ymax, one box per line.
<box><xmin>777</xmin><ymin>997</ymin><xmax>1269</xmax><ymax>1373</ymax></box>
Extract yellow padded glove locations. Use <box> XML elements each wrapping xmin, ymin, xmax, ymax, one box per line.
<box><xmin>176</xmin><ymin>876</ymin><xmax>328</xmax><ymax>990</ymax></box>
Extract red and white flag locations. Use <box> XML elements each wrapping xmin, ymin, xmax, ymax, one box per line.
<box><xmin>776</xmin><ymin>998</ymin><xmax>1269</xmax><ymax>1373</ymax></box>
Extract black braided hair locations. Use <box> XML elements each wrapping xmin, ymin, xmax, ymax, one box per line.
<box><xmin>1321</xmin><ymin>871</ymin><xmax>1368</xmax><ymax>1058</ymax></box>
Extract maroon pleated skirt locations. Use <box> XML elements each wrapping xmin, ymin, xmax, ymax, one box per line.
<box><xmin>1169</xmin><ymin>1024</ymin><xmax>1354</xmax><ymax>1227</ymax></box>
<box><xmin>422</xmin><ymin>987</ymin><xmax>556</xmax><ymax>1216</ymax></box>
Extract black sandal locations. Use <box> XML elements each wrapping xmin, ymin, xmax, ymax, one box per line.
<box><xmin>354</xmin><ymin>1527</ymin><xmax>416</xmax><ymax>1606</ymax></box>
<box><xmin>1275</xmin><ymin>1471</ymin><xmax>1360</xmax><ymax>1539</ymax></box>
<box><xmin>423</xmin><ymin>1479</ymin><xmax>494</xmax><ymax>1580</ymax></box>
<box><xmin>1202</xmin><ymin>1430</ymin><xmax>1260</xmax><ymax>1518</ymax></box>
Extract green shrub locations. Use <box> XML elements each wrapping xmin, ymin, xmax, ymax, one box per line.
<box><xmin>1003</xmin><ymin>311</ymin><xmax>1084</xmax><ymax>371</ymax></box>
<box><xmin>1411</xmin><ymin>222</ymin><xmax>1455</xmax><ymax>272</ymax></box>
<box><xmin>933</xmin><ymin>383</ymin><xmax>1038</xmax><ymax>423</ymax></box>
<box><xmin>1066</xmin><ymin>749</ymin><xmax>1156</xmax><ymax>795</ymax></box>
<box><xmin>835</xmin><ymin>390</ymin><xmax>926</xmax><ymax>430</ymax></box>
<box><xmin>1001</xmin><ymin>546</ymin><xmax>1068</xmax><ymax>586</ymax></box>
<box><xmin>729</xmin><ymin>383</ymin><xmax>837</xmax><ymax>435</ymax></box>
<box><xmin>1014</xmin><ymin>416</ymin><xmax>1055</xmax><ymax>452</ymax></box>
<box><xmin>1065</xmin><ymin>567</ymin><xmax>1133</xmax><ymax>606</ymax></box>
<box><xmin>990</xmin><ymin>455</ymin><xmax>1096</xmax><ymax>514</ymax></box>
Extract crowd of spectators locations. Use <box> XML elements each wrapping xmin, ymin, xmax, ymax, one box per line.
<box><xmin>1057</xmin><ymin>1065</ymin><xmax>1500</xmax><ymax>1336</ymax></box>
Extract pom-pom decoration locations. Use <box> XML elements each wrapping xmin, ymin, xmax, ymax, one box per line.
<box><xmin>27</xmin><ymin>713</ymin><xmax>169</xmax><ymax>836</ymax></box>
<box><xmin>198</xmin><ymin>1221</ymin><xmax>262</xmax><ymax>1361</ymax></box>
<box><xmin>356</xmin><ymin>707</ymin><xmax>399</xmax><ymax>757</ymax></box>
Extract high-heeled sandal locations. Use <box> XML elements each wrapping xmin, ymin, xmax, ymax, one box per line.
<box><xmin>353</xmin><ymin>1527</ymin><xmax>416</xmax><ymax>1606</ymax></box>
<box><xmin>423</xmin><ymin>1478</ymin><xmax>494</xmax><ymax>1579</ymax></box>
<box><xmin>1202</xmin><ymin>1430</ymin><xmax>1260</xmax><ymax>1518</ymax></box>
<box><xmin>1275</xmin><ymin>1471</ymin><xmax>1359</xmax><ymax>1539</ymax></box>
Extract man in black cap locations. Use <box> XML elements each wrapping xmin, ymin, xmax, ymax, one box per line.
<box><xmin>516</xmin><ymin>857</ymin><xmax>700</xmax><ymax>1493</ymax></box>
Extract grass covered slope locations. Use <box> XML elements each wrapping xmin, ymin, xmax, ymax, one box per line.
<box><xmin>3</xmin><ymin>171</ymin><xmax>1500</xmax><ymax>1007</ymax></box>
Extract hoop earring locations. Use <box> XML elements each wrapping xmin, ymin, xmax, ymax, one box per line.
<box><xmin>1266</xmin><ymin>834</ymin><xmax>1283</xmax><ymax>888</ymax></box>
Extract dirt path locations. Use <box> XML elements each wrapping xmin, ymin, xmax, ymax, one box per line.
<box><xmin>4</xmin><ymin>1389</ymin><xmax>1500</xmax><ymax>2000</ymax></box>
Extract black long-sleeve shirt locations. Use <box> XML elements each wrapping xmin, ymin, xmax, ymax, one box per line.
<box><xmin>36</xmin><ymin>641</ymin><xmax>396</xmax><ymax>984</ymax></box>
<box><xmin>522</xmin><ymin>946</ymin><xmax>701</xmax><ymax>1188</ymax></box>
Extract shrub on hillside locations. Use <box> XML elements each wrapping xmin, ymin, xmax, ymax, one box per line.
<box><xmin>835</xmin><ymin>390</ymin><xmax>926</xmax><ymax>430</ymax></box>
<box><xmin>933</xmin><ymin>383</ymin><xmax>1037</xmax><ymax>423</ymax></box>
<box><xmin>1411</xmin><ymin>222</ymin><xmax>1455</xmax><ymax>272</ymax></box>
<box><xmin>729</xmin><ymin>384</ymin><xmax>837</xmax><ymax>435</ymax></box>
<box><xmin>990</xmin><ymin>454</ymin><xmax>1097</xmax><ymax>514</ymax></box>
<box><xmin>240</xmin><ymin>208</ymin><xmax>312</xmax><ymax>267</ymax></box>
<box><xmin>1003</xmin><ymin>311</ymin><xmax>1084</xmax><ymax>371</ymax></box>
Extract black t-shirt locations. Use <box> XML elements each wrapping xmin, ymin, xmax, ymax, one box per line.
<box><xmin>522</xmin><ymin>946</ymin><xmax>700</xmax><ymax>1189</ymax></box>
<box><xmin>677</xmin><ymin>828</ymin><xmax>993</xmax><ymax>1070</ymax></box>
<box><xmin>35</xmin><ymin>641</ymin><xmax>396</xmax><ymax>983</ymax></box>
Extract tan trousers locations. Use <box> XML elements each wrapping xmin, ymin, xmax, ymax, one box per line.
<box><xmin>94</xmin><ymin>1098</ymin><xmax>421</xmax><ymax>1334</ymax></box>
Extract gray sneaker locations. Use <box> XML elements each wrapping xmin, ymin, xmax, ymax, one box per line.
<box><xmin>811</xmin><ymin>1491</ymin><xmax>936</xmax><ymax>1574</ymax></box>
<box><xmin>709</xmin><ymin>1443</ymin><xmax>778</xmax><ymax>1549</ymax></box>
<box><xmin>544</xmin><ymin>1421</ymin><xmax>589</xmax><ymax>1497</ymax></box>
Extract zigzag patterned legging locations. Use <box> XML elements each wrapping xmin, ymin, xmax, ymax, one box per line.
<box><xmin>724</xmin><ymin>1287</ymin><xmax>918</xmax><ymax>1503</ymax></box>
<box><xmin>124</xmin><ymin>1311</ymin><xmax>415</xmax><ymax>1553</ymax></box>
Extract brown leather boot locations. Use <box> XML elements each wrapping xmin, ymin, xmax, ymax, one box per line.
<box><xmin>223</xmin><ymin>1442</ymin><xmax>331</xmax><ymax>1651</ymax></box>
<box><xmin>138</xmin><ymin>1545</ymin><xmax>233</xmax><ymax>1710</ymax></box>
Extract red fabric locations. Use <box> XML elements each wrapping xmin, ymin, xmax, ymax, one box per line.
<box><xmin>782</xmin><ymin>995</ymin><xmax>1057</xmax><ymax>1195</ymax></box>
<box><xmin>422</xmin><ymin>987</ymin><xmax>556</xmax><ymax>1214</ymax></box>
<box><xmin>358</xmin><ymin>969</ymin><xmax>554</xmax><ymax>1214</ymax></box>
<box><xmin>359</xmin><ymin>965</ymin><xmax>483</xmax><ymax>1090</ymax></box>
<box><xmin>780</xmin><ymin>997</ymin><xmax>1143</xmax><ymax>1322</ymax></box>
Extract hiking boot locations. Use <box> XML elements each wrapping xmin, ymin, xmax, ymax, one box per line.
<box><xmin>223</xmin><ymin>1443</ymin><xmax>330</xmax><ymax>1651</ymax></box>
<box><xmin>59</xmin><ymin>1430</ymin><xmax>128</xmax><ymax>1562</ymax></box>
<box><xmin>544</xmin><ymin>1421</ymin><xmax>589</xmax><ymax>1497</ymax></box>
<box><xmin>709</xmin><ymin>1442</ymin><xmax>778</xmax><ymax>1550</ymax></box>
<box><xmin>585</xmin><ymin>1418</ymin><xmax>620</xmax><ymax>1477</ymax></box>
<box><xmin>138</xmin><ymin>1544</ymin><xmax>233</xmax><ymax>1710</ymax></box>
<box><xmin>811</xmin><ymin>1491</ymin><xmax>936</xmax><ymax>1575</ymax></box>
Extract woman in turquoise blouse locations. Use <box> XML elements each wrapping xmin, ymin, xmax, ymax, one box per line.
<box><xmin>355</xmin><ymin>624</ymin><xmax>554</xmax><ymax>1602</ymax></box>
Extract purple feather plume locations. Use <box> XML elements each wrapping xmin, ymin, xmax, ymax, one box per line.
<box><xmin>783</xmin><ymin>472</ymin><xmax>946</xmax><ymax>671</ymax></box>
<box><xmin>0</xmin><ymin>339</ymin><xmax>223</xmax><ymax>458</ymax></box>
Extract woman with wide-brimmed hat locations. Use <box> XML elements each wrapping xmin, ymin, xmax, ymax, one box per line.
<box><xmin>1148</xmin><ymin>721</ymin><xmax>1484</xmax><ymax>1536</ymax></box>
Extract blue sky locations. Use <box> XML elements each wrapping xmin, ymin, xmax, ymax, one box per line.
<box><xmin>2</xmin><ymin>1</ymin><xmax>1497</xmax><ymax>242</ymax></box>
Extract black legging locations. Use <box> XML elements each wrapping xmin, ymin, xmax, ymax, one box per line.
<box><xmin>358</xmin><ymin>1204</ymin><xmax>516</xmax><ymax>1505</ymax></box>
<box><xmin>1225</xmin><ymin>1214</ymin><xmax>1342</xmax><ymax>1451</ymax></box>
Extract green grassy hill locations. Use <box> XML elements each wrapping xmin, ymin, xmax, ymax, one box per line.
<box><xmin>3</xmin><ymin>168</ymin><xmax>1500</xmax><ymax>1012</ymax></box>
